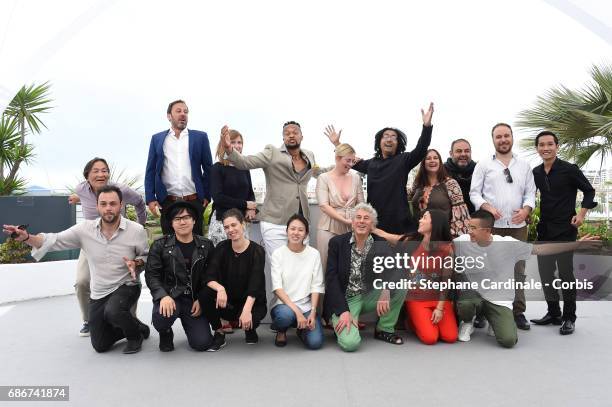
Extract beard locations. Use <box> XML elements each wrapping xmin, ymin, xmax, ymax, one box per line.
<box><xmin>172</xmin><ymin>119</ymin><xmax>187</xmax><ymax>130</ymax></box>
<box><xmin>495</xmin><ymin>143</ymin><xmax>512</xmax><ymax>154</ymax></box>
<box><xmin>285</xmin><ymin>141</ymin><xmax>301</xmax><ymax>150</ymax></box>
<box><xmin>101</xmin><ymin>213</ymin><xmax>119</xmax><ymax>224</ymax></box>
<box><xmin>453</xmin><ymin>158</ymin><xmax>470</xmax><ymax>168</ymax></box>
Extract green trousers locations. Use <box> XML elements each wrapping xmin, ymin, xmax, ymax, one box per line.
<box><xmin>457</xmin><ymin>292</ymin><xmax>518</xmax><ymax>348</ymax></box>
<box><xmin>331</xmin><ymin>289</ymin><xmax>407</xmax><ymax>352</ymax></box>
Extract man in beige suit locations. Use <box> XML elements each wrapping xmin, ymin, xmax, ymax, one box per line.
<box><xmin>221</xmin><ymin>121</ymin><xmax>327</xmax><ymax>259</ymax></box>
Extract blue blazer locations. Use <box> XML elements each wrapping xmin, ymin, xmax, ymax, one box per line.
<box><xmin>145</xmin><ymin>129</ymin><xmax>213</xmax><ymax>204</ymax></box>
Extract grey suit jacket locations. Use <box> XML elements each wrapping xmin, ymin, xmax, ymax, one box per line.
<box><xmin>228</xmin><ymin>144</ymin><xmax>327</xmax><ymax>225</ymax></box>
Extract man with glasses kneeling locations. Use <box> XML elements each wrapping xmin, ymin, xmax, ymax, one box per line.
<box><xmin>145</xmin><ymin>201</ymin><xmax>215</xmax><ymax>352</ymax></box>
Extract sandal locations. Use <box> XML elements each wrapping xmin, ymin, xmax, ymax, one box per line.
<box><xmin>374</xmin><ymin>329</ymin><xmax>404</xmax><ymax>345</ymax></box>
<box><xmin>274</xmin><ymin>332</ymin><xmax>287</xmax><ymax>347</ymax></box>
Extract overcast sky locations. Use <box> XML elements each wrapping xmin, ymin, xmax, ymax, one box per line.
<box><xmin>0</xmin><ymin>0</ymin><xmax>611</xmax><ymax>190</ymax></box>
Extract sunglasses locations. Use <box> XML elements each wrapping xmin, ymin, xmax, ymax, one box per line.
<box><xmin>503</xmin><ymin>168</ymin><xmax>513</xmax><ymax>183</ymax></box>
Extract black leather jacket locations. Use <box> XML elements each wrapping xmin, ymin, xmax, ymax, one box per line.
<box><xmin>145</xmin><ymin>234</ymin><xmax>214</xmax><ymax>302</ymax></box>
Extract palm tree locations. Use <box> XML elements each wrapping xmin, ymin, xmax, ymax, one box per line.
<box><xmin>517</xmin><ymin>64</ymin><xmax>612</xmax><ymax>168</ymax></box>
<box><xmin>0</xmin><ymin>115</ymin><xmax>33</xmax><ymax>195</ymax></box>
<box><xmin>0</xmin><ymin>82</ymin><xmax>53</xmax><ymax>195</ymax></box>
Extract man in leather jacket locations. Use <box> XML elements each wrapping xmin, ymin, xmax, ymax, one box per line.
<box><xmin>145</xmin><ymin>201</ymin><xmax>214</xmax><ymax>351</ymax></box>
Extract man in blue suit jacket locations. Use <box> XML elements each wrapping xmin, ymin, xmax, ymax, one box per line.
<box><xmin>145</xmin><ymin>100</ymin><xmax>212</xmax><ymax>235</ymax></box>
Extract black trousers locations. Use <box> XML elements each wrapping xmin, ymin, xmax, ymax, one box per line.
<box><xmin>198</xmin><ymin>287</ymin><xmax>267</xmax><ymax>331</ymax></box>
<box><xmin>89</xmin><ymin>284</ymin><xmax>142</xmax><ymax>353</ymax></box>
<box><xmin>160</xmin><ymin>198</ymin><xmax>204</xmax><ymax>236</ymax></box>
<box><xmin>152</xmin><ymin>295</ymin><xmax>213</xmax><ymax>351</ymax></box>
<box><xmin>537</xmin><ymin>251</ymin><xmax>577</xmax><ymax>322</ymax></box>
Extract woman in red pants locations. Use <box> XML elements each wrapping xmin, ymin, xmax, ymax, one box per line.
<box><xmin>403</xmin><ymin>209</ymin><xmax>458</xmax><ymax>345</ymax></box>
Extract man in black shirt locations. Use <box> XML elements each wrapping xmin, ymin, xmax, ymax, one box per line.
<box><xmin>328</xmin><ymin>103</ymin><xmax>434</xmax><ymax>234</ymax></box>
<box><xmin>531</xmin><ymin>131</ymin><xmax>597</xmax><ymax>335</ymax></box>
<box><xmin>145</xmin><ymin>201</ymin><xmax>215</xmax><ymax>351</ymax></box>
<box><xmin>444</xmin><ymin>138</ymin><xmax>476</xmax><ymax>214</ymax></box>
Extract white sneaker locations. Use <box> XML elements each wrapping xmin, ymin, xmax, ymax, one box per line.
<box><xmin>487</xmin><ymin>324</ymin><xmax>495</xmax><ymax>337</ymax></box>
<box><xmin>458</xmin><ymin>321</ymin><xmax>475</xmax><ymax>342</ymax></box>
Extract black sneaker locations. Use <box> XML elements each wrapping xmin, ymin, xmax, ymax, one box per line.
<box><xmin>245</xmin><ymin>329</ymin><xmax>259</xmax><ymax>344</ymax></box>
<box><xmin>138</xmin><ymin>321</ymin><xmax>150</xmax><ymax>339</ymax></box>
<box><xmin>79</xmin><ymin>322</ymin><xmax>90</xmax><ymax>337</ymax></box>
<box><xmin>159</xmin><ymin>328</ymin><xmax>174</xmax><ymax>352</ymax></box>
<box><xmin>122</xmin><ymin>336</ymin><xmax>143</xmax><ymax>354</ymax></box>
<box><xmin>206</xmin><ymin>332</ymin><xmax>226</xmax><ymax>352</ymax></box>
<box><xmin>514</xmin><ymin>313</ymin><xmax>531</xmax><ymax>331</ymax></box>
<box><xmin>473</xmin><ymin>314</ymin><xmax>487</xmax><ymax>329</ymax></box>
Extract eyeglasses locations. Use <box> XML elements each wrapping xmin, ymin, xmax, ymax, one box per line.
<box><xmin>466</xmin><ymin>224</ymin><xmax>488</xmax><ymax>231</ymax></box>
<box><xmin>172</xmin><ymin>215</ymin><xmax>193</xmax><ymax>223</ymax></box>
<box><xmin>91</xmin><ymin>169</ymin><xmax>109</xmax><ymax>175</ymax></box>
<box><xmin>382</xmin><ymin>135</ymin><xmax>398</xmax><ymax>141</ymax></box>
<box><xmin>503</xmin><ymin>168</ymin><xmax>513</xmax><ymax>183</ymax></box>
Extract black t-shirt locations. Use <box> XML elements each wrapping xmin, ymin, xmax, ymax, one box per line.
<box><xmin>176</xmin><ymin>239</ymin><xmax>196</xmax><ymax>290</ymax></box>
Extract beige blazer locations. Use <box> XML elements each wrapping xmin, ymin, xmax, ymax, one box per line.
<box><xmin>228</xmin><ymin>144</ymin><xmax>326</xmax><ymax>225</ymax></box>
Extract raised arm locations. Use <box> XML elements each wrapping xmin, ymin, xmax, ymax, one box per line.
<box><xmin>3</xmin><ymin>223</ymin><xmax>82</xmax><ymax>261</ymax></box>
<box><xmin>403</xmin><ymin>103</ymin><xmax>434</xmax><ymax>170</ymax></box>
<box><xmin>221</xmin><ymin>125</ymin><xmax>273</xmax><ymax>170</ymax></box>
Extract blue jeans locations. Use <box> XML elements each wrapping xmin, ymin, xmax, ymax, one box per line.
<box><xmin>270</xmin><ymin>304</ymin><xmax>324</xmax><ymax>350</ymax></box>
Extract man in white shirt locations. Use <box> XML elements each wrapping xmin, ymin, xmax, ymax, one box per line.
<box><xmin>454</xmin><ymin>210</ymin><xmax>599</xmax><ymax>348</ymax></box>
<box><xmin>469</xmin><ymin>122</ymin><xmax>536</xmax><ymax>330</ymax></box>
<box><xmin>145</xmin><ymin>100</ymin><xmax>212</xmax><ymax>236</ymax></box>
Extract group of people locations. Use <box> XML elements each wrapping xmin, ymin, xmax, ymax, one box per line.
<box><xmin>2</xmin><ymin>99</ymin><xmax>600</xmax><ymax>354</ymax></box>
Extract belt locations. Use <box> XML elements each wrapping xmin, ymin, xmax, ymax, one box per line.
<box><xmin>166</xmin><ymin>193</ymin><xmax>198</xmax><ymax>202</ymax></box>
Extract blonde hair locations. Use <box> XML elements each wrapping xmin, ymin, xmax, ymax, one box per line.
<box><xmin>215</xmin><ymin>129</ymin><xmax>243</xmax><ymax>165</ymax></box>
<box><xmin>334</xmin><ymin>143</ymin><xmax>355</xmax><ymax>158</ymax></box>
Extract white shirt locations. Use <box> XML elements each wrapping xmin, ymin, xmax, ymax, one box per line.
<box><xmin>453</xmin><ymin>234</ymin><xmax>532</xmax><ymax>309</ymax></box>
<box><xmin>469</xmin><ymin>153</ymin><xmax>536</xmax><ymax>228</ymax></box>
<box><xmin>270</xmin><ymin>245</ymin><xmax>325</xmax><ymax>313</ymax></box>
<box><xmin>161</xmin><ymin>128</ymin><xmax>196</xmax><ymax>197</ymax></box>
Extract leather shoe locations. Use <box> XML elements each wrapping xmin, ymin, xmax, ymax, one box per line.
<box><xmin>159</xmin><ymin>328</ymin><xmax>174</xmax><ymax>352</ymax></box>
<box><xmin>514</xmin><ymin>314</ymin><xmax>531</xmax><ymax>330</ymax></box>
<box><xmin>123</xmin><ymin>336</ymin><xmax>143</xmax><ymax>354</ymax></box>
<box><xmin>559</xmin><ymin>320</ymin><xmax>575</xmax><ymax>335</ymax></box>
<box><xmin>138</xmin><ymin>321</ymin><xmax>150</xmax><ymax>339</ymax></box>
<box><xmin>530</xmin><ymin>313</ymin><xmax>562</xmax><ymax>326</ymax></box>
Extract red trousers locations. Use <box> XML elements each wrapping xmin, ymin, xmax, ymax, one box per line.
<box><xmin>405</xmin><ymin>300</ymin><xmax>458</xmax><ymax>345</ymax></box>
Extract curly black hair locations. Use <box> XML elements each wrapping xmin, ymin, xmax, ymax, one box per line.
<box><xmin>373</xmin><ymin>127</ymin><xmax>407</xmax><ymax>159</ymax></box>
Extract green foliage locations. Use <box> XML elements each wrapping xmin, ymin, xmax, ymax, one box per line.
<box><xmin>527</xmin><ymin>198</ymin><xmax>541</xmax><ymax>242</ymax></box>
<box><xmin>0</xmin><ymin>238</ymin><xmax>31</xmax><ymax>264</ymax></box>
<box><xmin>517</xmin><ymin>64</ymin><xmax>612</xmax><ymax>167</ymax></box>
<box><xmin>0</xmin><ymin>82</ymin><xmax>53</xmax><ymax>196</ymax></box>
<box><xmin>579</xmin><ymin>221</ymin><xmax>611</xmax><ymax>242</ymax></box>
<box><xmin>125</xmin><ymin>205</ymin><xmax>137</xmax><ymax>223</ymax></box>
